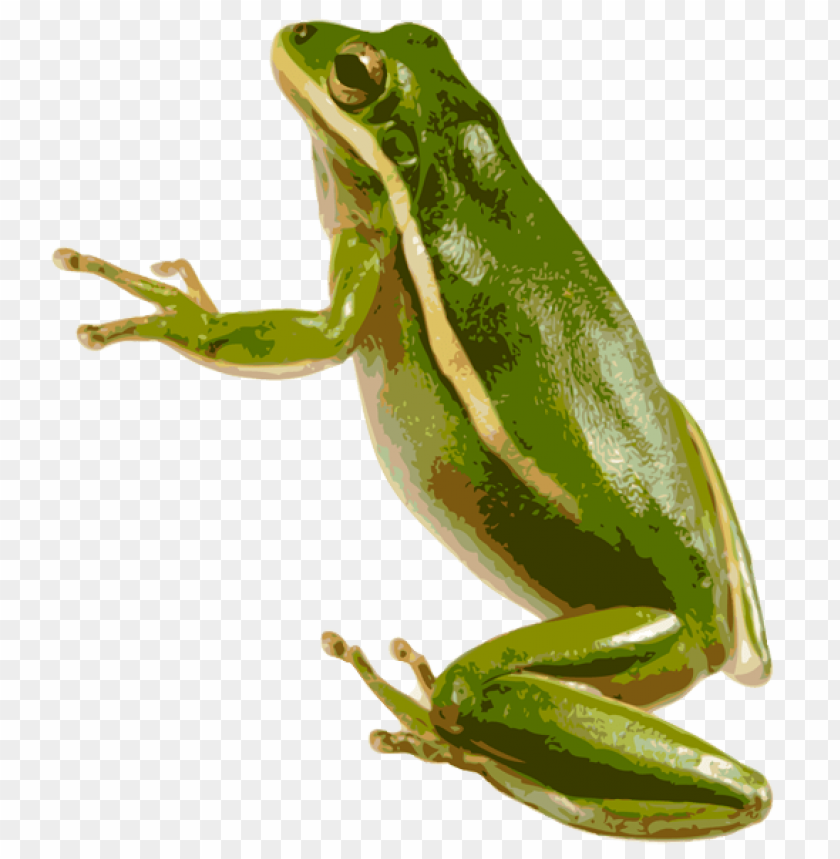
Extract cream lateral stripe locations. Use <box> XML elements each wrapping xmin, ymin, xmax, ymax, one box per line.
<box><xmin>686</xmin><ymin>421</ymin><xmax>763</xmax><ymax>685</ymax></box>
<box><xmin>277</xmin><ymin>54</ymin><xmax>583</xmax><ymax>524</ymax></box>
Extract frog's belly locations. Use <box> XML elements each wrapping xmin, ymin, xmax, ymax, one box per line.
<box><xmin>350</xmin><ymin>261</ymin><xmax>677</xmax><ymax>620</ymax></box>
<box><xmin>354</xmin><ymin>352</ymin><xmax>570</xmax><ymax>619</ymax></box>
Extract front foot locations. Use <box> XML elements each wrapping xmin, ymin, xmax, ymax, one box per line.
<box><xmin>53</xmin><ymin>248</ymin><xmax>218</xmax><ymax>352</ymax></box>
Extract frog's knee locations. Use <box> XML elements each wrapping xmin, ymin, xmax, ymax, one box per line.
<box><xmin>430</xmin><ymin>664</ymin><xmax>484</xmax><ymax>737</ymax></box>
<box><xmin>742</xmin><ymin>768</ymin><xmax>772</xmax><ymax>821</ymax></box>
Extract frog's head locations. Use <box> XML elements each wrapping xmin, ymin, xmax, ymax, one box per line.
<box><xmin>272</xmin><ymin>22</ymin><xmax>523</xmax><ymax>239</ymax></box>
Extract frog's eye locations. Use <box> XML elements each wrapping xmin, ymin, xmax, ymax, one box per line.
<box><xmin>329</xmin><ymin>42</ymin><xmax>386</xmax><ymax>111</ymax></box>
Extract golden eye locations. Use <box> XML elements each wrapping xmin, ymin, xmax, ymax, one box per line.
<box><xmin>328</xmin><ymin>42</ymin><xmax>386</xmax><ymax>111</ymax></box>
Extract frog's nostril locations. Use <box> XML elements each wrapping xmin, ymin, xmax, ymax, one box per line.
<box><xmin>292</xmin><ymin>23</ymin><xmax>317</xmax><ymax>45</ymax></box>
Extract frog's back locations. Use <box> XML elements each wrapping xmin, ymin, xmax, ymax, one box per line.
<box><xmin>352</xmin><ymin>28</ymin><xmax>768</xmax><ymax>679</ymax></box>
<box><xmin>353</xmin><ymin>237</ymin><xmax>692</xmax><ymax>625</ymax></box>
<box><xmin>409</xmin><ymin>107</ymin><xmax>770</xmax><ymax>680</ymax></box>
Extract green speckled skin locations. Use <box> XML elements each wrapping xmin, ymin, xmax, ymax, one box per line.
<box><xmin>277</xmin><ymin>24</ymin><xmax>725</xmax><ymax>635</ymax></box>
<box><xmin>53</xmin><ymin>21</ymin><xmax>772</xmax><ymax>839</ymax></box>
<box><xmin>347</xmin><ymin>25</ymin><xmax>725</xmax><ymax>633</ymax></box>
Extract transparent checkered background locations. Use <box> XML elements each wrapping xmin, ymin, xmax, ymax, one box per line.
<box><xmin>1</xmin><ymin>1</ymin><xmax>836</xmax><ymax>856</ymax></box>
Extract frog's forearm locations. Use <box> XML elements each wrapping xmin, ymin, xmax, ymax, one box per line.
<box><xmin>194</xmin><ymin>308</ymin><xmax>344</xmax><ymax>364</ymax></box>
<box><xmin>194</xmin><ymin>230</ymin><xmax>384</xmax><ymax>366</ymax></box>
<box><xmin>57</xmin><ymin>227</ymin><xmax>384</xmax><ymax>376</ymax></box>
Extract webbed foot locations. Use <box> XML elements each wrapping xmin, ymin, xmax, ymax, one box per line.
<box><xmin>321</xmin><ymin>632</ymin><xmax>487</xmax><ymax>772</ymax></box>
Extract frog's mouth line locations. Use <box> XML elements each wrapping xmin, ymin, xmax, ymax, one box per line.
<box><xmin>272</xmin><ymin>41</ymin><xmax>582</xmax><ymax>527</ymax></box>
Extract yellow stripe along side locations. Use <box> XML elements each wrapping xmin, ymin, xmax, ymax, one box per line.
<box><xmin>274</xmin><ymin>44</ymin><xmax>581</xmax><ymax>526</ymax></box>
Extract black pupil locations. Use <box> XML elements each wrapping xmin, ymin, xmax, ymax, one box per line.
<box><xmin>335</xmin><ymin>54</ymin><xmax>373</xmax><ymax>91</ymax></box>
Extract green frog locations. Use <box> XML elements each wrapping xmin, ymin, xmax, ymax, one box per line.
<box><xmin>53</xmin><ymin>21</ymin><xmax>772</xmax><ymax>839</ymax></box>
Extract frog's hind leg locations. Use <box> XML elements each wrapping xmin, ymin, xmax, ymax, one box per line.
<box><xmin>429</xmin><ymin>607</ymin><xmax>771</xmax><ymax>838</ymax></box>
<box><xmin>389</xmin><ymin>637</ymin><xmax>436</xmax><ymax>707</ymax></box>
<box><xmin>667</xmin><ymin>391</ymin><xmax>772</xmax><ymax>688</ymax></box>
<box><xmin>321</xmin><ymin>632</ymin><xmax>487</xmax><ymax>773</ymax></box>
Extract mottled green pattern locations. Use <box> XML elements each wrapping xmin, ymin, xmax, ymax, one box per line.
<box><xmin>462</xmin><ymin>675</ymin><xmax>758</xmax><ymax>808</ymax></box>
<box><xmin>53</xmin><ymin>21</ymin><xmax>772</xmax><ymax>839</ymax></box>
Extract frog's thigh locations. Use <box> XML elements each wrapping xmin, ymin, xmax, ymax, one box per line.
<box><xmin>433</xmin><ymin>608</ymin><xmax>770</xmax><ymax>837</ymax></box>
<box><xmin>440</xmin><ymin>606</ymin><xmax>707</xmax><ymax>712</ymax></box>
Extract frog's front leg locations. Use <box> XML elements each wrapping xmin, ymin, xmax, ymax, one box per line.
<box><xmin>329</xmin><ymin>607</ymin><xmax>771</xmax><ymax>840</ymax></box>
<box><xmin>53</xmin><ymin>228</ymin><xmax>384</xmax><ymax>378</ymax></box>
